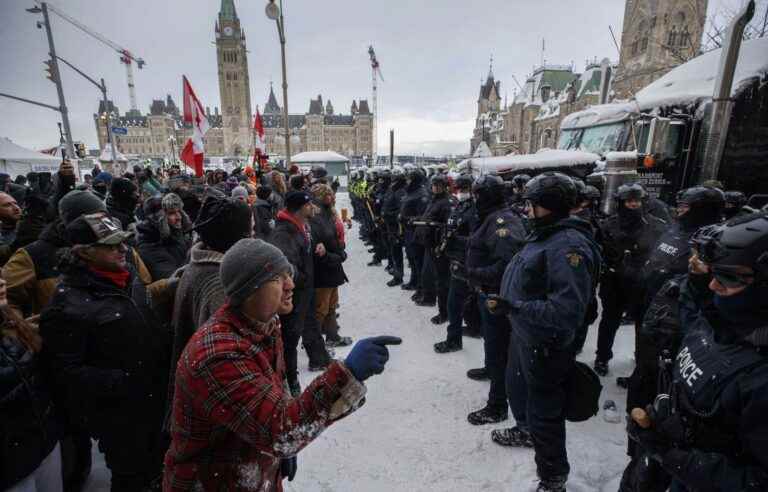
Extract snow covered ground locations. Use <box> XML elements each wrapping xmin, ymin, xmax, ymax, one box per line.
<box><xmin>84</xmin><ymin>193</ymin><xmax>635</xmax><ymax>491</ymax></box>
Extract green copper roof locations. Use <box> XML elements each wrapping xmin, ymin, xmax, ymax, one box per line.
<box><xmin>220</xmin><ymin>0</ymin><xmax>238</xmax><ymax>21</ymax></box>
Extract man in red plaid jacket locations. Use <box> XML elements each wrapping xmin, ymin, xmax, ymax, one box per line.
<box><xmin>164</xmin><ymin>238</ymin><xmax>400</xmax><ymax>491</ymax></box>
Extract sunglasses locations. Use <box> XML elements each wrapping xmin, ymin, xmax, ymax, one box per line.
<box><xmin>711</xmin><ymin>267</ymin><xmax>754</xmax><ymax>288</ymax></box>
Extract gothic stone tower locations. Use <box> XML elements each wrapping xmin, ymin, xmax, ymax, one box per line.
<box><xmin>216</xmin><ymin>0</ymin><xmax>253</xmax><ymax>157</ymax></box>
<box><xmin>613</xmin><ymin>0</ymin><xmax>708</xmax><ymax>99</ymax></box>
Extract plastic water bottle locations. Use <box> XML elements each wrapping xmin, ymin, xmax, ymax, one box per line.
<box><xmin>603</xmin><ymin>399</ymin><xmax>622</xmax><ymax>423</ymax></box>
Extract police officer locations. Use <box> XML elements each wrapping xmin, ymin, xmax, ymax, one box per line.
<box><xmin>494</xmin><ymin>172</ymin><xmax>601</xmax><ymax>492</ymax></box>
<box><xmin>509</xmin><ymin>174</ymin><xmax>531</xmax><ymax>213</ymax></box>
<box><xmin>416</xmin><ymin>174</ymin><xmax>453</xmax><ymax>315</ymax></box>
<box><xmin>465</xmin><ymin>174</ymin><xmax>526</xmax><ymax>425</ymax></box>
<box><xmin>370</xmin><ymin>169</ymin><xmax>391</xmax><ymax>268</ymax></box>
<box><xmin>434</xmin><ymin>174</ymin><xmax>478</xmax><ymax>353</ymax></box>
<box><xmin>382</xmin><ymin>166</ymin><xmax>407</xmax><ymax>286</ymax></box>
<box><xmin>624</xmin><ymin>212</ymin><xmax>768</xmax><ymax>492</ymax></box>
<box><xmin>593</xmin><ymin>183</ymin><xmax>666</xmax><ymax>376</ymax></box>
<box><xmin>399</xmin><ymin>166</ymin><xmax>429</xmax><ymax>295</ymax></box>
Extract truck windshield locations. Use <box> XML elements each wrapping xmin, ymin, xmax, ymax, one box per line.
<box><xmin>557</xmin><ymin>129</ymin><xmax>580</xmax><ymax>150</ymax></box>
<box><xmin>577</xmin><ymin>122</ymin><xmax>627</xmax><ymax>154</ymax></box>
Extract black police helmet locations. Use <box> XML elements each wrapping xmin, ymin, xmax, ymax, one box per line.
<box><xmin>311</xmin><ymin>165</ymin><xmax>328</xmax><ymax>178</ymax></box>
<box><xmin>676</xmin><ymin>186</ymin><xmax>725</xmax><ymax>208</ymax></box>
<box><xmin>693</xmin><ymin>212</ymin><xmax>768</xmax><ymax>281</ymax></box>
<box><xmin>512</xmin><ymin>174</ymin><xmax>531</xmax><ymax>189</ymax></box>
<box><xmin>430</xmin><ymin>174</ymin><xmax>448</xmax><ymax>189</ymax></box>
<box><xmin>523</xmin><ymin>172</ymin><xmax>577</xmax><ymax>216</ymax></box>
<box><xmin>584</xmin><ymin>185</ymin><xmax>601</xmax><ymax>202</ymax></box>
<box><xmin>472</xmin><ymin>174</ymin><xmax>505</xmax><ymax>194</ymax></box>
<box><xmin>724</xmin><ymin>191</ymin><xmax>747</xmax><ymax>208</ymax></box>
<box><xmin>455</xmin><ymin>174</ymin><xmax>474</xmax><ymax>191</ymax></box>
<box><xmin>616</xmin><ymin>183</ymin><xmax>647</xmax><ymax>201</ymax></box>
<box><xmin>378</xmin><ymin>168</ymin><xmax>392</xmax><ymax>180</ymax></box>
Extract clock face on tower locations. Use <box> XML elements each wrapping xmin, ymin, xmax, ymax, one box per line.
<box><xmin>224</xmin><ymin>26</ymin><xmax>233</xmax><ymax>36</ymax></box>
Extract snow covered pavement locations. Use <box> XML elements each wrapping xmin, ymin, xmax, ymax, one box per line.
<box><xmin>84</xmin><ymin>193</ymin><xmax>634</xmax><ymax>491</ymax></box>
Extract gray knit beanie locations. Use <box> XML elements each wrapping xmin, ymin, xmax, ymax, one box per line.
<box><xmin>58</xmin><ymin>190</ymin><xmax>107</xmax><ymax>225</ymax></box>
<box><xmin>220</xmin><ymin>238</ymin><xmax>293</xmax><ymax>306</ymax></box>
<box><xmin>231</xmin><ymin>185</ymin><xmax>249</xmax><ymax>202</ymax></box>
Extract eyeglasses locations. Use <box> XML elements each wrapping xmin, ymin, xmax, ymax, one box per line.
<box><xmin>711</xmin><ymin>267</ymin><xmax>754</xmax><ymax>288</ymax></box>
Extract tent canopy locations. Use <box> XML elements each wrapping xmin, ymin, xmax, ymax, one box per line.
<box><xmin>291</xmin><ymin>151</ymin><xmax>350</xmax><ymax>164</ymax></box>
<box><xmin>0</xmin><ymin>137</ymin><xmax>62</xmax><ymax>177</ymax></box>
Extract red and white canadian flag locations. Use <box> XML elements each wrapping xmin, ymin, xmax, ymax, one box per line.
<box><xmin>180</xmin><ymin>76</ymin><xmax>210</xmax><ymax>177</ymax></box>
<box><xmin>252</xmin><ymin>108</ymin><xmax>266</xmax><ymax>168</ymax></box>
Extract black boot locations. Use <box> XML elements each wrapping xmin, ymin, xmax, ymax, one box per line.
<box><xmin>430</xmin><ymin>313</ymin><xmax>448</xmax><ymax>324</ymax></box>
<box><xmin>536</xmin><ymin>475</ymin><xmax>567</xmax><ymax>492</ymax></box>
<box><xmin>467</xmin><ymin>405</ymin><xmax>508</xmax><ymax>425</ymax></box>
<box><xmin>416</xmin><ymin>297</ymin><xmax>436</xmax><ymax>307</ymax></box>
<box><xmin>491</xmin><ymin>426</ymin><xmax>534</xmax><ymax>448</ymax></box>
<box><xmin>288</xmin><ymin>379</ymin><xmax>301</xmax><ymax>397</ymax></box>
<box><xmin>387</xmin><ymin>277</ymin><xmax>403</xmax><ymax>287</ymax></box>
<box><xmin>433</xmin><ymin>339</ymin><xmax>462</xmax><ymax>353</ymax></box>
<box><xmin>401</xmin><ymin>282</ymin><xmax>417</xmax><ymax>291</ymax></box>
<box><xmin>594</xmin><ymin>359</ymin><xmax>608</xmax><ymax>377</ymax></box>
<box><xmin>367</xmin><ymin>258</ymin><xmax>382</xmax><ymax>266</ymax></box>
<box><xmin>466</xmin><ymin>367</ymin><xmax>489</xmax><ymax>381</ymax></box>
<box><xmin>411</xmin><ymin>291</ymin><xmax>423</xmax><ymax>302</ymax></box>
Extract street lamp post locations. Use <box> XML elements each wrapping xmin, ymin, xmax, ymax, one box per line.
<box><xmin>168</xmin><ymin>136</ymin><xmax>177</xmax><ymax>170</ymax></box>
<box><xmin>266</xmin><ymin>0</ymin><xmax>291</xmax><ymax>167</ymax></box>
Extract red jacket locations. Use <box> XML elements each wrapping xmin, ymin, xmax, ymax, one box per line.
<box><xmin>163</xmin><ymin>304</ymin><xmax>365</xmax><ymax>491</ymax></box>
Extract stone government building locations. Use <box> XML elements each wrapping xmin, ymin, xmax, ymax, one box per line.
<box><xmin>94</xmin><ymin>0</ymin><xmax>373</xmax><ymax>161</ymax></box>
<box><xmin>470</xmin><ymin>0</ymin><xmax>707</xmax><ymax>156</ymax></box>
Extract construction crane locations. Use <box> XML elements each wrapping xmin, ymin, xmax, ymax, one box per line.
<box><xmin>37</xmin><ymin>1</ymin><xmax>146</xmax><ymax>113</ymax></box>
<box><xmin>368</xmin><ymin>45</ymin><xmax>383</xmax><ymax>165</ymax></box>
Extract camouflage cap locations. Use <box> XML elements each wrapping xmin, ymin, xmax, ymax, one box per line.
<box><xmin>66</xmin><ymin>212</ymin><xmax>133</xmax><ymax>246</ymax></box>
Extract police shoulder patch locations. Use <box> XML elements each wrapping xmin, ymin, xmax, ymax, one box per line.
<box><xmin>496</xmin><ymin>217</ymin><xmax>505</xmax><ymax>225</ymax></box>
<box><xmin>565</xmin><ymin>252</ymin><xmax>583</xmax><ymax>268</ymax></box>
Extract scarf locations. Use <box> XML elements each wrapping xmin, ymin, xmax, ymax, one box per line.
<box><xmin>89</xmin><ymin>265</ymin><xmax>130</xmax><ymax>289</ymax></box>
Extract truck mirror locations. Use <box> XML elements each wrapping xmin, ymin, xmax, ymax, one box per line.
<box><xmin>647</xmin><ymin>117</ymin><xmax>671</xmax><ymax>160</ymax></box>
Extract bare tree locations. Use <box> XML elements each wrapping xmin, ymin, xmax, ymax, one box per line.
<box><xmin>702</xmin><ymin>0</ymin><xmax>768</xmax><ymax>52</ymax></box>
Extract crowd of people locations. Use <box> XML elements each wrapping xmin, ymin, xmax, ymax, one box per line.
<box><xmin>1</xmin><ymin>160</ymin><xmax>400</xmax><ymax>492</ymax></box>
<box><xmin>350</xmin><ymin>165</ymin><xmax>768</xmax><ymax>492</ymax></box>
<box><xmin>1</xmin><ymin>156</ymin><xmax>766</xmax><ymax>491</ymax></box>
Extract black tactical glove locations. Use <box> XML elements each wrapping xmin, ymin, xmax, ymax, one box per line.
<box><xmin>485</xmin><ymin>295</ymin><xmax>516</xmax><ymax>316</ymax></box>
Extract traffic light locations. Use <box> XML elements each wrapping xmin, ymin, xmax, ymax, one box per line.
<box><xmin>44</xmin><ymin>58</ymin><xmax>59</xmax><ymax>84</ymax></box>
<box><xmin>75</xmin><ymin>142</ymin><xmax>87</xmax><ymax>159</ymax></box>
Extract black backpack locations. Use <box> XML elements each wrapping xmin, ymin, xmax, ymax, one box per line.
<box><xmin>566</xmin><ymin>360</ymin><xmax>603</xmax><ymax>422</ymax></box>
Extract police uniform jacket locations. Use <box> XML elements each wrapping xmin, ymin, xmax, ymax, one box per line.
<box><xmin>501</xmin><ymin>217</ymin><xmax>601</xmax><ymax>348</ymax></box>
<box><xmin>465</xmin><ymin>207</ymin><xmax>526</xmax><ymax>293</ymax></box>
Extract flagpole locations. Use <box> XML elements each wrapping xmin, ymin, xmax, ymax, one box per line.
<box><xmin>266</xmin><ymin>0</ymin><xmax>290</xmax><ymax>167</ymax></box>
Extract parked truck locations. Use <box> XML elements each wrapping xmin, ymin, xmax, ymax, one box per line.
<box><xmin>558</xmin><ymin>1</ymin><xmax>767</xmax><ymax>209</ymax></box>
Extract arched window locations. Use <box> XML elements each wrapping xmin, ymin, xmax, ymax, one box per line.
<box><xmin>668</xmin><ymin>27</ymin><xmax>678</xmax><ymax>47</ymax></box>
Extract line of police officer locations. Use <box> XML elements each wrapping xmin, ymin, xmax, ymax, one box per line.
<box><xmin>349</xmin><ymin>167</ymin><xmax>768</xmax><ymax>492</ymax></box>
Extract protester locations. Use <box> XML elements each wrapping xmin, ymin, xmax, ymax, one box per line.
<box><xmin>1</xmin><ymin>275</ymin><xmax>62</xmax><ymax>492</ymax></box>
<box><xmin>136</xmin><ymin>193</ymin><xmax>192</xmax><ymax>280</ymax></box>
<box><xmin>164</xmin><ymin>238</ymin><xmax>401</xmax><ymax>490</ymax></box>
<box><xmin>40</xmin><ymin>212</ymin><xmax>170</xmax><ymax>491</ymax></box>
<box><xmin>270</xmin><ymin>190</ymin><xmax>332</xmax><ymax>393</ymax></box>
<box><xmin>106</xmin><ymin>177</ymin><xmax>140</xmax><ymax>232</ymax></box>
<box><xmin>309</xmin><ymin>183</ymin><xmax>352</xmax><ymax>348</ymax></box>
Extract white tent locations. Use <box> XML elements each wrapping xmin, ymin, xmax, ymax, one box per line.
<box><xmin>98</xmin><ymin>144</ymin><xmax>129</xmax><ymax>163</ymax></box>
<box><xmin>0</xmin><ymin>137</ymin><xmax>62</xmax><ymax>177</ymax></box>
<box><xmin>472</xmin><ymin>141</ymin><xmax>493</xmax><ymax>158</ymax></box>
<box><xmin>290</xmin><ymin>150</ymin><xmax>350</xmax><ymax>164</ymax></box>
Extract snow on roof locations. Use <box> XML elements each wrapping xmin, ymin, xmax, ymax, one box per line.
<box><xmin>469</xmin><ymin>149</ymin><xmax>600</xmax><ymax>175</ymax></box>
<box><xmin>635</xmin><ymin>36</ymin><xmax>768</xmax><ymax>110</ymax></box>
<box><xmin>560</xmin><ymin>101</ymin><xmax>637</xmax><ymax>130</ymax></box>
<box><xmin>605</xmin><ymin>151</ymin><xmax>638</xmax><ymax>161</ymax></box>
<box><xmin>290</xmin><ymin>150</ymin><xmax>350</xmax><ymax>163</ymax></box>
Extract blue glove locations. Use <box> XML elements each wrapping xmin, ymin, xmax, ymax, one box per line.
<box><xmin>344</xmin><ymin>335</ymin><xmax>402</xmax><ymax>382</ymax></box>
<box><xmin>280</xmin><ymin>456</ymin><xmax>297</xmax><ymax>481</ymax></box>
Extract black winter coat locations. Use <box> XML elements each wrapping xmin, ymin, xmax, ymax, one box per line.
<box><xmin>269</xmin><ymin>213</ymin><xmax>314</xmax><ymax>291</ymax></box>
<box><xmin>417</xmin><ymin>192</ymin><xmax>453</xmax><ymax>250</ymax></box>
<box><xmin>252</xmin><ymin>199</ymin><xmax>275</xmax><ymax>239</ymax></box>
<box><xmin>136</xmin><ymin>221</ymin><xmax>191</xmax><ymax>280</ymax></box>
<box><xmin>599</xmin><ymin>212</ymin><xmax>665</xmax><ymax>282</ymax></box>
<box><xmin>39</xmin><ymin>262</ymin><xmax>170</xmax><ymax>444</ymax></box>
<box><xmin>444</xmin><ymin>199</ymin><xmax>477</xmax><ymax>264</ymax></box>
<box><xmin>310</xmin><ymin>205</ymin><xmax>348</xmax><ymax>288</ymax></box>
<box><xmin>400</xmin><ymin>184</ymin><xmax>429</xmax><ymax>244</ymax></box>
<box><xmin>1</xmin><ymin>333</ymin><xmax>60</xmax><ymax>490</ymax></box>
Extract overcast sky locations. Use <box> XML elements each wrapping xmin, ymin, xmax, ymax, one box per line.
<box><xmin>0</xmin><ymin>0</ymin><xmax>758</xmax><ymax>156</ymax></box>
